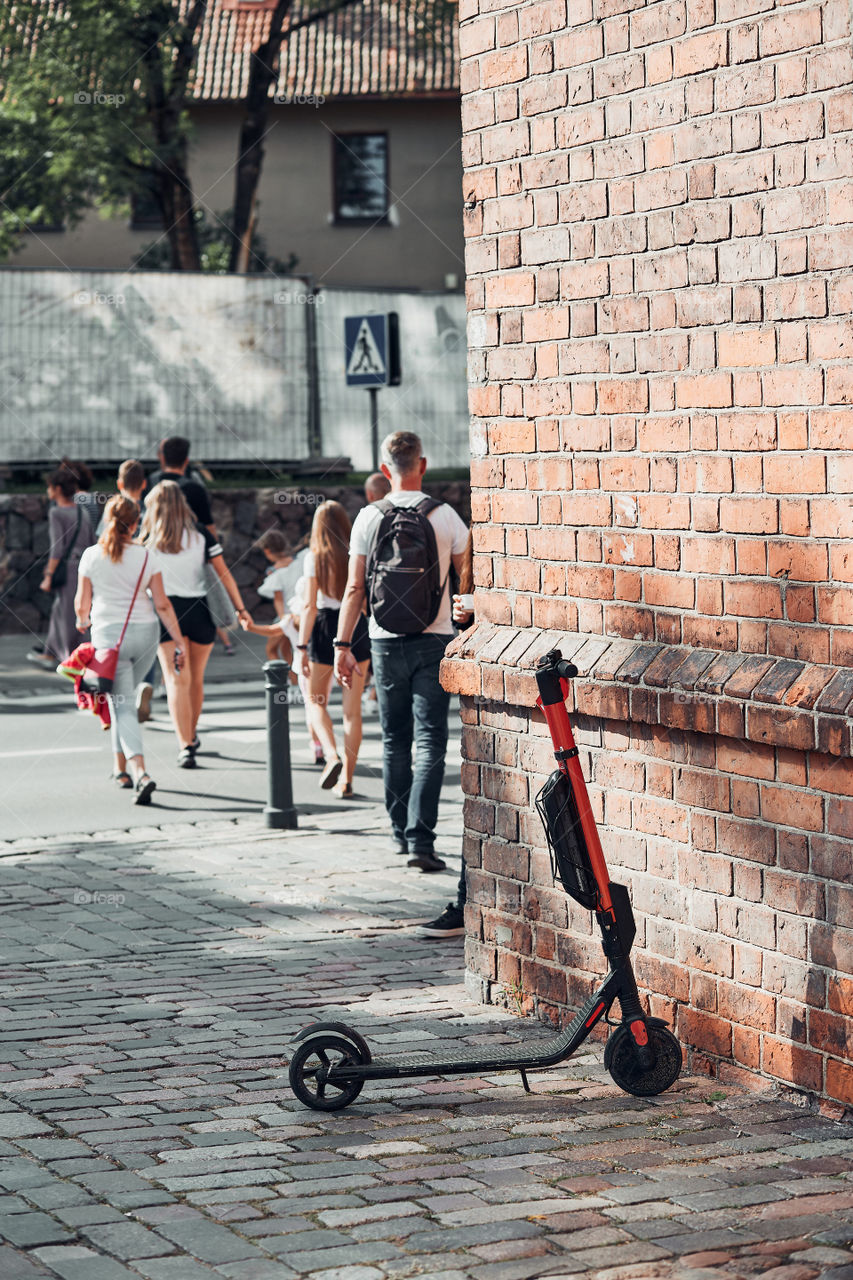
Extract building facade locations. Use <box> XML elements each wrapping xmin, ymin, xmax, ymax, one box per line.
<box><xmin>443</xmin><ymin>0</ymin><xmax>853</xmax><ymax>1108</ymax></box>
<box><xmin>14</xmin><ymin>0</ymin><xmax>464</xmax><ymax>291</ymax></box>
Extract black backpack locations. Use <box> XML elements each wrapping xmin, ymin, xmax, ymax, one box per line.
<box><xmin>365</xmin><ymin>497</ymin><xmax>447</xmax><ymax>634</ymax></box>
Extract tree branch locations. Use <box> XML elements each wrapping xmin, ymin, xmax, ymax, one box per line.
<box><xmin>280</xmin><ymin>0</ymin><xmax>367</xmax><ymax>38</ymax></box>
<box><xmin>169</xmin><ymin>0</ymin><xmax>209</xmax><ymax>99</ymax></box>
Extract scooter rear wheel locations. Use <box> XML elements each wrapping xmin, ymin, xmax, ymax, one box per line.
<box><xmin>605</xmin><ymin>1023</ymin><xmax>682</xmax><ymax>1097</ymax></box>
<box><xmin>289</xmin><ymin>1033</ymin><xmax>365</xmax><ymax>1111</ymax></box>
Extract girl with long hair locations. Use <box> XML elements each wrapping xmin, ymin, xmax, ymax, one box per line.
<box><xmin>75</xmin><ymin>496</ymin><xmax>184</xmax><ymax>804</ymax></box>
<box><xmin>296</xmin><ymin>500</ymin><xmax>370</xmax><ymax>795</ymax></box>
<box><xmin>140</xmin><ymin>481</ymin><xmax>249</xmax><ymax>768</ymax></box>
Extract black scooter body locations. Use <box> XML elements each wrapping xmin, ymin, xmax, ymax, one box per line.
<box><xmin>289</xmin><ymin>650</ymin><xmax>682</xmax><ymax>1111</ymax></box>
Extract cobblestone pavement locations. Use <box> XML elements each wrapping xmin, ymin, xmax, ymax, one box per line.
<box><xmin>0</xmin><ymin>804</ymin><xmax>851</xmax><ymax>1280</ymax></box>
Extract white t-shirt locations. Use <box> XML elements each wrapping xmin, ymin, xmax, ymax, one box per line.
<box><xmin>302</xmin><ymin>549</ymin><xmax>343</xmax><ymax>609</ymax></box>
<box><xmin>78</xmin><ymin>542</ymin><xmax>161</xmax><ymax>629</ymax></box>
<box><xmin>258</xmin><ymin>551</ymin><xmax>307</xmax><ymax>607</ymax></box>
<box><xmin>349</xmin><ymin>492</ymin><xmax>469</xmax><ymax>639</ymax></box>
<box><xmin>152</xmin><ymin>527</ymin><xmax>221</xmax><ymax>598</ymax></box>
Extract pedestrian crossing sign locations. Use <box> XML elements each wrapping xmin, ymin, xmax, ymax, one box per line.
<box><xmin>344</xmin><ymin>313</ymin><xmax>400</xmax><ymax>387</ymax></box>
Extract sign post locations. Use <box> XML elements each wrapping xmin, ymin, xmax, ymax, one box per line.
<box><xmin>368</xmin><ymin>387</ymin><xmax>380</xmax><ymax>470</ymax></box>
<box><xmin>344</xmin><ymin>313</ymin><xmax>400</xmax><ymax>468</ymax></box>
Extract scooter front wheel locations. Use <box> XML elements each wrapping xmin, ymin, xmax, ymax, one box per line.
<box><xmin>289</xmin><ymin>1033</ymin><xmax>365</xmax><ymax>1111</ymax></box>
<box><xmin>605</xmin><ymin>1023</ymin><xmax>682</xmax><ymax>1097</ymax></box>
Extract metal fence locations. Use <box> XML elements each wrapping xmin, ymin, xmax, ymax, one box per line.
<box><xmin>0</xmin><ymin>269</ymin><xmax>469</xmax><ymax>471</ymax></box>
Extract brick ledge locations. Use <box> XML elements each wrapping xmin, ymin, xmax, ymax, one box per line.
<box><xmin>441</xmin><ymin>624</ymin><xmax>853</xmax><ymax>758</ymax></box>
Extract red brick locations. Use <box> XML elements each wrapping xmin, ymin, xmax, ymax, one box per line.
<box><xmin>826</xmin><ymin>1058</ymin><xmax>853</xmax><ymax>1107</ymax></box>
<box><xmin>638</xmin><ymin>494</ymin><xmax>692</xmax><ymax>528</ymax></box>
<box><xmin>761</xmin><ymin>783</ymin><xmax>824</xmax><ymax>830</ymax></box>
<box><xmin>485</xmin><ymin>273</ymin><xmax>536</xmax><ymax>308</ymax></box>
<box><xmin>760</xmin><ymin>8</ymin><xmax>822</xmax><ymax>57</ymax></box>
<box><xmin>644</xmin><ymin>572</ymin><xmax>695</xmax><ymax>608</ymax></box>
<box><xmin>679</xmin><ymin>1007</ymin><xmax>733</xmax><ymax>1057</ymax></box>
<box><xmin>720</xmin><ymin>497</ymin><xmax>779</xmax><ymax>534</ymax></box>
<box><xmin>763</xmin><ymin>1036</ymin><xmax>823</xmax><ymax>1092</ymax></box>
<box><xmin>676</xmin><ymin>373</ymin><xmax>733</xmax><ymax>409</ymax></box>
<box><xmin>725</xmin><ymin>581</ymin><xmax>783</xmax><ymax>619</ymax></box>
<box><xmin>718</xmin><ymin>328</ymin><xmax>776</xmax><ymax>367</ymax></box>
<box><xmin>765</xmin><ymin>454</ymin><xmax>827</xmax><ymax>495</ymax></box>
<box><xmin>673</xmin><ymin>30</ymin><xmax>727</xmax><ymax>77</ymax></box>
<box><xmin>811</xmin><ymin>408</ymin><xmax>853</xmax><ymax>448</ymax></box>
<box><xmin>718</xmin><ymin>982</ymin><xmax>776</xmax><ymax>1031</ymax></box>
<box><xmin>809</xmin><ymin>753</ymin><xmax>853</xmax><ymax>796</ymax></box>
<box><xmin>492</xmin><ymin>490</ymin><xmax>539</xmax><ymax>524</ymax></box>
<box><xmin>767</xmin><ymin>541</ymin><xmax>829</xmax><ymax>582</ymax></box>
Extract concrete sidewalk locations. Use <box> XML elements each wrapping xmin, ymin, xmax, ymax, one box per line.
<box><xmin>0</xmin><ymin>805</ymin><xmax>851</xmax><ymax>1280</ymax></box>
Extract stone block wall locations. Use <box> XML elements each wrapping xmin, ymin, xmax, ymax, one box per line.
<box><xmin>448</xmin><ymin>0</ymin><xmax>853</xmax><ymax>1108</ymax></box>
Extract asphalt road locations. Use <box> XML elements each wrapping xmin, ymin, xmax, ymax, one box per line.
<box><xmin>0</xmin><ymin>651</ymin><xmax>463</xmax><ymax>843</ymax></box>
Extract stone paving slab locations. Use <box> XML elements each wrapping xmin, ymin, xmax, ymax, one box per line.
<box><xmin>0</xmin><ymin>817</ymin><xmax>849</xmax><ymax>1280</ymax></box>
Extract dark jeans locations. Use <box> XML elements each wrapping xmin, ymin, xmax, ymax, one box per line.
<box><xmin>371</xmin><ymin>633</ymin><xmax>452</xmax><ymax>854</ymax></box>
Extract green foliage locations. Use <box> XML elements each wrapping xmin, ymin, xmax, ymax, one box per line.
<box><xmin>0</xmin><ymin>0</ymin><xmax>201</xmax><ymax>263</ymax></box>
<box><xmin>132</xmin><ymin>207</ymin><xmax>298</xmax><ymax>275</ymax></box>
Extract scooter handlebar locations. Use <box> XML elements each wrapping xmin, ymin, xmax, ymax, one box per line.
<box><xmin>534</xmin><ymin>649</ymin><xmax>578</xmax><ymax>705</ymax></box>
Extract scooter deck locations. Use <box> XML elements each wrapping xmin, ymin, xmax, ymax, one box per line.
<box><xmin>331</xmin><ymin>981</ymin><xmax>616</xmax><ymax>1082</ymax></box>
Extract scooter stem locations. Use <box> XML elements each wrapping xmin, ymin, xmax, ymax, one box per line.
<box><xmin>535</xmin><ymin>653</ymin><xmax>615</xmax><ymax>918</ymax></box>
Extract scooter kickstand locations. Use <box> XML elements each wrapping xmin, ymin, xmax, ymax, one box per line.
<box><xmin>519</xmin><ymin>1068</ymin><xmax>532</xmax><ymax>1093</ymax></box>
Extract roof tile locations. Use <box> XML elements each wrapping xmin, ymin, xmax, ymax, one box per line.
<box><xmin>188</xmin><ymin>0</ymin><xmax>459</xmax><ymax>101</ymax></box>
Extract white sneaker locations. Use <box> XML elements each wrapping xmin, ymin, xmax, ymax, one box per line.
<box><xmin>26</xmin><ymin>650</ymin><xmax>56</xmax><ymax>666</ymax></box>
<box><xmin>136</xmin><ymin>682</ymin><xmax>154</xmax><ymax>723</ymax></box>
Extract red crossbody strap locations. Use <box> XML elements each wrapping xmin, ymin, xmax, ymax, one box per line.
<box><xmin>117</xmin><ymin>551</ymin><xmax>149</xmax><ymax>652</ymax></box>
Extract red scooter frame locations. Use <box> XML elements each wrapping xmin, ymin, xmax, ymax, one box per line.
<box><xmin>289</xmin><ymin>649</ymin><xmax>682</xmax><ymax>1111</ymax></box>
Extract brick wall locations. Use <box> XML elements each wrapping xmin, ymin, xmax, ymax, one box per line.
<box><xmin>448</xmin><ymin>0</ymin><xmax>853</xmax><ymax>1108</ymax></box>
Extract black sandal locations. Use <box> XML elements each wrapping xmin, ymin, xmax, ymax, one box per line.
<box><xmin>112</xmin><ymin>771</ymin><xmax>132</xmax><ymax>790</ymax></box>
<box><xmin>134</xmin><ymin>775</ymin><xmax>156</xmax><ymax>806</ymax></box>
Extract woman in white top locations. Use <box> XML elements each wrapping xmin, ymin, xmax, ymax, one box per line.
<box><xmin>140</xmin><ymin>481</ymin><xmax>249</xmax><ymax>768</ymax></box>
<box><xmin>75</xmin><ymin>496</ymin><xmax>184</xmax><ymax>805</ymax></box>
<box><xmin>296</xmin><ymin>500</ymin><xmax>370</xmax><ymax>795</ymax></box>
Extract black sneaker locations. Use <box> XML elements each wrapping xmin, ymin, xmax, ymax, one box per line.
<box><xmin>415</xmin><ymin>903</ymin><xmax>465</xmax><ymax>937</ymax></box>
<box><xmin>407</xmin><ymin>851</ymin><xmax>447</xmax><ymax>873</ymax></box>
<box><xmin>391</xmin><ymin>836</ymin><xmax>408</xmax><ymax>856</ymax></box>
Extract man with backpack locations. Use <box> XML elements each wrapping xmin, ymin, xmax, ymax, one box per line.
<box><xmin>334</xmin><ymin>431</ymin><xmax>469</xmax><ymax>873</ymax></box>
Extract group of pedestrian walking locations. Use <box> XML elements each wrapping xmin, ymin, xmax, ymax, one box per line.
<box><xmin>27</xmin><ymin>430</ymin><xmax>474</xmax><ymax>929</ymax></box>
<box><xmin>29</xmin><ymin>438</ymin><xmax>248</xmax><ymax>804</ymax></box>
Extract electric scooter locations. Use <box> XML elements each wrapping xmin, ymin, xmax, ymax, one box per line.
<box><xmin>288</xmin><ymin>649</ymin><xmax>682</xmax><ymax>1111</ymax></box>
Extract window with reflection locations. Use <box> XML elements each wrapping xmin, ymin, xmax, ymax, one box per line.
<box><xmin>333</xmin><ymin>134</ymin><xmax>389</xmax><ymax>224</ymax></box>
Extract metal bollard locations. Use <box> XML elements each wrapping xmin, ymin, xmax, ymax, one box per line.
<box><xmin>263</xmin><ymin>660</ymin><xmax>298</xmax><ymax>829</ymax></box>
